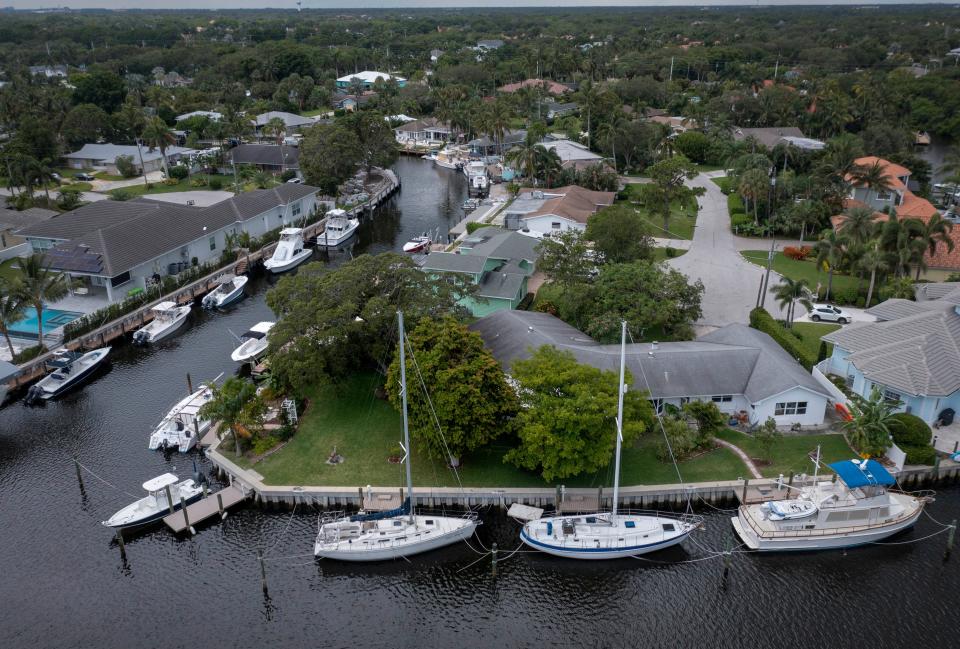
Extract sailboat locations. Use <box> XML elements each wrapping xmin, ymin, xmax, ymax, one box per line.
<box><xmin>314</xmin><ymin>312</ymin><xmax>478</xmax><ymax>561</ymax></box>
<box><xmin>517</xmin><ymin>321</ymin><xmax>701</xmax><ymax>559</ymax></box>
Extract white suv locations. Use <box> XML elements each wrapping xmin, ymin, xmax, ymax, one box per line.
<box><xmin>809</xmin><ymin>304</ymin><xmax>852</xmax><ymax>324</ymax></box>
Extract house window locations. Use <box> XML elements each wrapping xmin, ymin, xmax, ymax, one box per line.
<box><xmin>883</xmin><ymin>389</ymin><xmax>902</xmax><ymax>405</ymax></box>
<box><xmin>292</xmin><ymin>201</ymin><xmax>302</xmax><ymax>217</ymax></box>
<box><xmin>711</xmin><ymin>395</ymin><xmax>733</xmax><ymax>403</ymax></box>
<box><xmin>650</xmin><ymin>398</ymin><xmax>664</xmax><ymax>415</ymax></box>
<box><xmin>846</xmin><ymin>374</ymin><xmax>856</xmax><ymax>387</ymax></box>
<box><xmin>680</xmin><ymin>397</ymin><xmax>690</xmax><ymax>405</ymax></box>
<box><xmin>209</xmin><ymin>236</ymin><xmax>217</xmax><ymax>251</ymax></box>
<box><xmin>110</xmin><ymin>271</ymin><xmax>131</xmax><ymax>287</ymax></box>
<box><xmin>774</xmin><ymin>401</ymin><xmax>808</xmax><ymax>416</ymax></box>
<box><xmin>551</xmin><ymin>222</ymin><xmax>561</xmax><ymax>229</ymax></box>
<box><xmin>876</xmin><ymin>190</ymin><xmax>892</xmax><ymax>201</ymax></box>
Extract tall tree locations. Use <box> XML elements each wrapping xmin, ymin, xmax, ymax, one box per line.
<box><xmin>198</xmin><ymin>377</ymin><xmax>266</xmax><ymax>457</ymax></box>
<box><xmin>850</xmin><ymin>160</ymin><xmax>894</xmax><ymax>206</ymax></box>
<box><xmin>859</xmin><ymin>240</ymin><xmax>888</xmax><ymax>308</ymax></box>
<box><xmin>913</xmin><ymin>214</ymin><xmax>954</xmax><ymax>280</ymax></box>
<box><xmin>842</xmin><ymin>387</ymin><xmax>897</xmax><ymax>457</ymax></box>
<box><xmin>813</xmin><ymin>230</ymin><xmax>846</xmax><ymax>301</ymax></box>
<box><xmin>583</xmin><ymin>204</ymin><xmax>653</xmax><ymax>264</ymax></box>
<box><xmin>299</xmin><ymin>122</ymin><xmax>361</xmax><ymax>194</ymax></box>
<box><xmin>16</xmin><ymin>253</ymin><xmax>70</xmax><ymax>345</ymax></box>
<box><xmin>769</xmin><ymin>276</ymin><xmax>812</xmax><ymax>328</ymax></box>
<box><xmin>638</xmin><ymin>154</ymin><xmax>702</xmax><ymax>235</ymax></box>
<box><xmin>141</xmin><ymin>116</ymin><xmax>174</xmax><ymax>178</ymax></box>
<box><xmin>0</xmin><ymin>272</ymin><xmax>26</xmax><ymax>358</ymax></box>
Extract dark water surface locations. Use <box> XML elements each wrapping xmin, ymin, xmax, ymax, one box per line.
<box><xmin>1</xmin><ymin>158</ymin><xmax>959</xmax><ymax>648</ymax></box>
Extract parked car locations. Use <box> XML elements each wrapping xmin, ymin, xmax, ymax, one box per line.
<box><xmin>74</xmin><ymin>173</ymin><xmax>95</xmax><ymax>181</ymax></box>
<box><xmin>286</xmin><ymin>177</ymin><xmax>303</xmax><ymax>184</ymax></box>
<box><xmin>50</xmin><ymin>172</ymin><xmax>62</xmax><ymax>181</ymax></box>
<box><xmin>809</xmin><ymin>304</ymin><xmax>852</xmax><ymax>324</ymax></box>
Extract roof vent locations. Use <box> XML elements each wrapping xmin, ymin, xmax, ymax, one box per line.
<box><xmin>650</xmin><ymin>341</ymin><xmax>659</xmax><ymax>350</ymax></box>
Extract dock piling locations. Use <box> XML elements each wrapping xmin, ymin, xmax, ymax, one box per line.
<box><xmin>491</xmin><ymin>542</ymin><xmax>498</xmax><ymax>577</ymax></box>
<box><xmin>741</xmin><ymin>478</ymin><xmax>749</xmax><ymax>503</ymax></box>
<box><xmin>115</xmin><ymin>528</ymin><xmax>126</xmax><ymax>560</ymax></box>
<box><xmin>258</xmin><ymin>549</ymin><xmax>268</xmax><ymax>594</ymax></box>
<box><xmin>180</xmin><ymin>496</ymin><xmax>195</xmax><ymax>535</ymax></box>
<box><xmin>217</xmin><ymin>492</ymin><xmax>225</xmax><ymax>519</ymax></box>
<box><xmin>946</xmin><ymin>520</ymin><xmax>957</xmax><ymax>560</ymax></box>
<box><xmin>186</xmin><ymin>373</ymin><xmax>193</xmax><ymax>394</ymax></box>
<box><xmin>74</xmin><ymin>459</ymin><xmax>85</xmax><ymax>493</ymax></box>
<box><xmin>164</xmin><ymin>485</ymin><xmax>175</xmax><ymax>515</ymax></box>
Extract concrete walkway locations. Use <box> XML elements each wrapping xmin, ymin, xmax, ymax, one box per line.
<box><xmin>667</xmin><ymin>172</ymin><xmax>788</xmax><ymax>330</ymax></box>
<box><xmin>90</xmin><ymin>171</ymin><xmax>164</xmax><ymax>192</ymax></box>
<box><xmin>715</xmin><ymin>438</ymin><xmax>763</xmax><ymax>479</ymax></box>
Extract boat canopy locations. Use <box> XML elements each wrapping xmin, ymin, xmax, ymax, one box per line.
<box><xmin>153</xmin><ymin>301</ymin><xmax>179</xmax><ymax>312</ymax></box>
<box><xmin>250</xmin><ymin>321</ymin><xmax>275</xmax><ymax>334</ymax></box>
<box><xmin>142</xmin><ymin>473</ymin><xmax>180</xmax><ymax>492</ymax></box>
<box><xmin>828</xmin><ymin>459</ymin><xmax>896</xmax><ymax>488</ymax></box>
<box><xmin>218</xmin><ymin>273</ymin><xmax>236</xmax><ymax>285</ymax></box>
<box><xmin>350</xmin><ymin>498</ymin><xmax>410</xmax><ymax>522</ymax></box>
<box><xmin>279</xmin><ymin>228</ymin><xmax>303</xmax><ymax>236</ymax></box>
<box><xmin>327</xmin><ymin>208</ymin><xmax>347</xmax><ymax>217</ymax></box>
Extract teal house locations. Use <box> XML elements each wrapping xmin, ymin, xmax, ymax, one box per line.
<box><xmin>419</xmin><ymin>228</ymin><xmax>538</xmax><ymax>316</ymax></box>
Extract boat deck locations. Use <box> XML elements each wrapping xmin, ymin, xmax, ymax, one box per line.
<box><xmin>163</xmin><ymin>485</ymin><xmax>247</xmax><ymax>533</ymax></box>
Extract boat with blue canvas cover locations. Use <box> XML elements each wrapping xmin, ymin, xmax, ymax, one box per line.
<box><xmin>732</xmin><ymin>456</ymin><xmax>931</xmax><ymax>551</ymax></box>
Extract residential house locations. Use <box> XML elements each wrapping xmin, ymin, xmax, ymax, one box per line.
<box><xmin>476</xmin><ymin>39</ymin><xmax>505</xmax><ymax>51</ymax></box>
<box><xmin>430</xmin><ymin>49</ymin><xmax>444</xmax><ymax>62</ymax></box>
<box><xmin>18</xmin><ymin>185</ymin><xmax>319</xmax><ymax>302</ymax></box>
<box><xmin>504</xmin><ymin>185</ymin><xmax>615</xmax><ymax>235</ymax></box>
<box><xmin>418</xmin><ymin>228</ymin><xmax>538</xmax><ymax>316</ymax></box>
<box><xmin>0</xmin><ymin>207</ymin><xmax>57</xmax><ymax>255</ymax></box>
<box><xmin>543</xmin><ymin>101</ymin><xmax>579</xmax><ymax>121</ymax></box>
<box><xmin>394</xmin><ymin>117</ymin><xmax>454</xmax><ymax>145</ymax></box>
<box><xmin>470</xmin><ymin>310</ymin><xmax>831</xmax><ymax>427</ymax></box>
<box><xmin>732</xmin><ymin>126</ymin><xmax>825</xmax><ymax>151</ymax></box>
<box><xmin>498</xmin><ymin>79</ymin><xmax>572</xmax><ymax>96</ymax></box>
<box><xmin>830</xmin><ymin>156</ymin><xmax>957</xmax><ymax>269</ymax></box>
<box><xmin>819</xmin><ymin>283</ymin><xmax>960</xmax><ymax>426</ymax></box>
<box><xmin>538</xmin><ymin>138</ymin><xmax>608</xmax><ymax>172</ymax></box>
<box><xmin>335</xmin><ymin>71</ymin><xmax>406</xmax><ymax>91</ymax></box>
<box><xmin>63</xmin><ymin>143</ymin><xmax>196</xmax><ymax>175</ymax></box>
<box><xmin>29</xmin><ymin>65</ymin><xmax>67</xmax><ymax>78</ymax></box>
<box><xmin>648</xmin><ymin>115</ymin><xmax>698</xmax><ymax>134</ymax></box>
<box><xmin>227</xmin><ymin>144</ymin><xmax>299</xmax><ymax>173</ymax></box>
<box><xmin>332</xmin><ymin>92</ymin><xmax>376</xmax><ymax>112</ymax></box>
<box><xmin>152</xmin><ymin>67</ymin><xmax>192</xmax><ymax>88</ymax></box>
<box><xmin>467</xmin><ymin>130</ymin><xmax>527</xmax><ymax>157</ymax></box>
<box><xmin>176</xmin><ymin>110</ymin><xmax>223</xmax><ymax>122</ymax></box>
<box><xmin>253</xmin><ymin>111</ymin><xmax>317</xmax><ymax>138</ymax></box>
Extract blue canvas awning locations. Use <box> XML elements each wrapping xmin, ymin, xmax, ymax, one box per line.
<box><xmin>828</xmin><ymin>459</ymin><xmax>896</xmax><ymax>488</ymax></box>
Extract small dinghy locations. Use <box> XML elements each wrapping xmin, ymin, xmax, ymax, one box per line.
<box><xmin>230</xmin><ymin>321</ymin><xmax>275</xmax><ymax>363</ymax></box>
<box><xmin>24</xmin><ymin>347</ymin><xmax>111</xmax><ymax>404</ymax></box>
<box><xmin>132</xmin><ymin>301</ymin><xmax>191</xmax><ymax>345</ymax></box>
<box><xmin>264</xmin><ymin>228</ymin><xmax>312</xmax><ymax>273</ymax></box>
<box><xmin>403</xmin><ymin>233</ymin><xmax>431</xmax><ymax>253</ymax></box>
<box><xmin>148</xmin><ymin>385</ymin><xmax>214</xmax><ymax>453</ymax></box>
<box><xmin>762</xmin><ymin>500</ymin><xmax>818</xmax><ymax>521</ymax></box>
<box><xmin>102</xmin><ymin>473</ymin><xmax>203</xmax><ymax>530</ymax></box>
<box><xmin>202</xmin><ymin>274</ymin><xmax>248</xmax><ymax>309</ymax></box>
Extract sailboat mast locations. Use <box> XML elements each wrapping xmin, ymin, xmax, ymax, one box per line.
<box><xmin>398</xmin><ymin>312</ymin><xmax>414</xmax><ymax>522</ymax></box>
<box><xmin>612</xmin><ymin>320</ymin><xmax>627</xmax><ymax>517</ymax></box>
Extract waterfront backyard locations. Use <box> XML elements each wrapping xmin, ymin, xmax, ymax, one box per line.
<box><xmin>234</xmin><ymin>372</ymin><xmax>856</xmax><ymax>488</ymax></box>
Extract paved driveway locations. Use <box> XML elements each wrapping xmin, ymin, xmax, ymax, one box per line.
<box><xmin>667</xmin><ymin>172</ymin><xmax>788</xmax><ymax>331</ymax></box>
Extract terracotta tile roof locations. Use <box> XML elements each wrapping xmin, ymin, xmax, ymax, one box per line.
<box><xmin>498</xmin><ymin>79</ymin><xmax>571</xmax><ymax>96</ymax></box>
<box><xmin>518</xmin><ymin>185</ymin><xmax>615</xmax><ymax>224</ymax></box>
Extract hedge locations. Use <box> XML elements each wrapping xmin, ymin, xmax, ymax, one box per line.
<box><xmin>749</xmin><ymin>307</ymin><xmax>816</xmax><ymax>369</ymax></box>
<box><xmin>13</xmin><ymin>344</ymin><xmax>46</xmax><ymax>364</ymax></box>
<box><xmin>888</xmin><ymin>413</ymin><xmax>937</xmax><ymax>465</ymax></box>
<box><xmin>466</xmin><ymin>221</ymin><xmax>492</xmax><ymax>234</ymax></box>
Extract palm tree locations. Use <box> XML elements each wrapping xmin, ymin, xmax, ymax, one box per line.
<box><xmin>575</xmin><ymin>80</ymin><xmax>602</xmax><ymax>149</ymax></box>
<box><xmin>487</xmin><ymin>99</ymin><xmax>513</xmax><ymax>156</ymax></box>
<box><xmin>141</xmin><ymin>116</ymin><xmax>175</xmax><ymax>178</ymax></box>
<box><xmin>912</xmin><ymin>213</ymin><xmax>955</xmax><ymax>280</ymax></box>
<box><xmin>859</xmin><ymin>240</ymin><xmax>888</xmax><ymax>308</ymax></box>
<box><xmin>813</xmin><ymin>230</ymin><xmax>845</xmax><ymax>301</ymax></box>
<box><xmin>842</xmin><ymin>387</ymin><xmax>898</xmax><ymax>457</ymax></box>
<box><xmin>837</xmin><ymin>205</ymin><xmax>878</xmax><ymax>246</ymax></box>
<box><xmin>0</xmin><ymin>273</ymin><xmax>26</xmax><ymax>359</ymax></box>
<box><xmin>504</xmin><ymin>135</ymin><xmax>543</xmax><ymax>184</ymax></box>
<box><xmin>16</xmin><ymin>253</ymin><xmax>70</xmax><ymax>345</ymax></box>
<box><xmin>770</xmin><ymin>276</ymin><xmax>812</xmax><ymax>328</ymax></box>
<box><xmin>28</xmin><ymin>157</ymin><xmax>57</xmax><ymax>202</ymax></box>
<box><xmin>198</xmin><ymin>377</ymin><xmax>265</xmax><ymax>457</ymax></box>
<box><xmin>739</xmin><ymin>168</ymin><xmax>769</xmax><ymax>226</ymax></box>
<box><xmin>596</xmin><ymin>115</ymin><xmax>625</xmax><ymax>174</ymax></box>
<box><xmin>535</xmin><ymin>147</ymin><xmax>563</xmax><ymax>188</ymax></box>
<box><xmin>265</xmin><ymin>116</ymin><xmax>287</xmax><ymax>174</ymax></box>
<box><xmin>850</xmin><ymin>159</ymin><xmax>894</xmax><ymax>206</ymax></box>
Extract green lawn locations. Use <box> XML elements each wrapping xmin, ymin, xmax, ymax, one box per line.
<box><xmin>652</xmin><ymin>247</ymin><xmax>688</xmax><ymax>262</ymax></box>
<box><xmin>716</xmin><ymin>429</ymin><xmax>854</xmax><ymax>478</ymax></box>
<box><xmin>108</xmin><ymin>174</ymin><xmax>238</xmax><ymax>198</ymax></box>
<box><xmin>741</xmin><ymin>251</ymin><xmax>860</xmax><ymax>299</ymax></box>
<box><xmin>694</xmin><ymin>163</ymin><xmax>727</xmax><ymax>173</ymax></box>
<box><xmin>301</xmin><ymin>108</ymin><xmax>331</xmax><ymax>118</ymax></box>
<box><xmin>790</xmin><ymin>322</ymin><xmax>839</xmax><ymax>359</ymax></box>
<box><xmin>711</xmin><ymin>176</ymin><xmax>731</xmax><ymax>192</ymax></box>
<box><xmin>241</xmin><ymin>372</ymin><xmax>752</xmax><ymax>488</ymax></box>
<box><xmin>621</xmin><ymin>184</ymin><xmax>698</xmax><ymax>240</ymax></box>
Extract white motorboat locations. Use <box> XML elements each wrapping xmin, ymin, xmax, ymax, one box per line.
<box><xmin>264</xmin><ymin>228</ymin><xmax>312</xmax><ymax>273</ymax></box>
<box><xmin>433</xmin><ymin>146</ymin><xmax>464</xmax><ymax>170</ymax></box>
<box><xmin>403</xmin><ymin>233</ymin><xmax>432</xmax><ymax>253</ymax></box>
<box><xmin>314</xmin><ymin>312</ymin><xmax>478</xmax><ymax>561</ymax></box>
<box><xmin>148</xmin><ymin>385</ymin><xmax>214</xmax><ymax>453</ymax></box>
<box><xmin>24</xmin><ymin>347</ymin><xmax>111</xmax><ymax>405</ymax></box>
<box><xmin>102</xmin><ymin>473</ymin><xmax>203</xmax><ymax>530</ymax></box>
<box><xmin>132</xmin><ymin>301</ymin><xmax>191</xmax><ymax>345</ymax></box>
<box><xmin>230</xmin><ymin>321</ymin><xmax>275</xmax><ymax>363</ymax></box>
<box><xmin>318</xmin><ymin>209</ymin><xmax>360</xmax><ymax>247</ymax></box>
<box><xmin>518</xmin><ymin>322</ymin><xmax>701</xmax><ymax>560</ymax></box>
<box><xmin>202</xmin><ymin>274</ymin><xmax>248</xmax><ymax>309</ymax></box>
<box><xmin>732</xmin><ymin>456</ymin><xmax>929</xmax><ymax>552</ymax></box>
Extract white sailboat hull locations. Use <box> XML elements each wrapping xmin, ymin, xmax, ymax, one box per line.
<box><xmin>520</xmin><ymin>513</ymin><xmax>698</xmax><ymax>560</ymax></box>
<box><xmin>314</xmin><ymin>514</ymin><xmax>477</xmax><ymax>562</ymax></box>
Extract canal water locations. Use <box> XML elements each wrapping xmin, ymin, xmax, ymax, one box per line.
<box><xmin>1</xmin><ymin>158</ymin><xmax>958</xmax><ymax>648</ymax></box>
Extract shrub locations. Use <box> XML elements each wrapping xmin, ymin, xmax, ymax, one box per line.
<box><xmin>728</xmin><ymin>193</ymin><xmax>745</xmax><ymax>216</ymax></box>
<box><xmin>168</xmin><ymin>165</ymin><xmax>188</xmax><ymax>180</ymax></box>
<box><xmin>208</xmin><ymin>177</ymin><xmax>223</xmax><ymax>190</ymax></box>
<box><xmin>750</xmin><ymin>307</ymin><xmax>816</xmax><ymax>369</ymax></box>
<box><xmin>901</xmin><ymin>444</ymin><xmax>937</xmax><ymax>466</ymax></box>
<box><xmin>280</xmin><ymin>169</ymin><xmax>297</xmax><ymax>182</ymax></box>
<box><xmin>13</xmin><ymin>345</ymin><xmax>47</xmax><ymax>364</ymax></box>
<box><xmin>466</xmin><ymin>221</ymin><xmax>492</xmax><ymax>234</ymax></box>
<box><xmin>251</xmin><ymin>435</ymin><xmax>281</xmax><ymax>456</ymax></box>
<box><xmin>162</xmin><ymin>178</ymin><xmax>179</xmax><ymax>186</ymax></box>
<box><xmin>110</xmin><ymin>189</ymin><xmax>133</xmax><ymax>202</ymax></box>
<box><xmin>889</xmin><ymin>413</ymin><xmax>932</xmax><ymax>447</ymax></box>
<box><xmin>829</xmin><ymin>287</ymin><xmax>859</xmax><ymax>306</ymax></box>
<box><xmin>665</xmin><ymin>246</ymin><xmax>677</xmax><ymax>258</ymax></box>
<box><xmin>682</xmin><ymin>400</ymin><xmax>727</xmax><ymax>444</ymax></box>
<box><xmin>656</xmin><ymin>416</ymin><xmax>699</xmax><ymax>461</ymax></box>
<box><xmin>115</xmin><ymin>154</ymin><xmax>137</xmax><ymax>178</ymax></box>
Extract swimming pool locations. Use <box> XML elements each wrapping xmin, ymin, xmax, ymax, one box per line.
<box><xmin>9</xmin><ymin>307</ymin><xmax>83</xmax><ymax>339</ymax></box>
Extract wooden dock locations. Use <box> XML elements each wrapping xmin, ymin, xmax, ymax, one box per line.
<box><xmin>164</xmin><ymin>485</ymin><xmax>247</xmax><ymax>534</ymax></box>
<box><xmin>361</xmin><ymin>489</ymin><xmax>404</xmax><ymax>511</ymax></box>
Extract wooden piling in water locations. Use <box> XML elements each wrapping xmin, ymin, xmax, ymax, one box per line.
<box><xmin>217</xmin><ymin>492</ymin><xmax>225</xmax><ymax>519</ymax></box>
<box><xmin>164</xmin><ymin>486</ymin><xmax>175</xmax><ymax>514</ymax></box>
<box><xmin>186</xmin><ymin>373</ymin><xmax>193</xmax><ymax>394</ymax></box>
<box><xmin>491</xmin><ymin>542</ymin><xmax>498</xmax><ymax>577</ymax></box>
<box><xmin>74</xmin><ymin>459</ymin><xmax>84</xmax><ymax>492</ymax></box>
<box><xmin>258</xmin><ymin>549</ymin><xmax>268</xmax><ymax>594</ymax></box>
<box><xmin>115</xmin><ymin>528</ymin><xmax>126</xmax><ymax>560</ymax></box>
<box><xmin>180</xmin><ymin>496</ymin><xmax>193</xmax><ymax>535</ymax></box>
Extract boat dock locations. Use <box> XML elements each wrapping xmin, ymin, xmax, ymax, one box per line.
<box><xmin>163</xmin><ymin>484</ymin><xmax>248</xmax><ymax>534</ymax></box>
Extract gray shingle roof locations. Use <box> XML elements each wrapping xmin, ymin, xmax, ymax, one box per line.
<box><xmin>823</xmin><ymin>305</ymin><xmax>960</xmax><ymax>396</ymax></box>
<box><xmin>228</xmin><ymin>144</ymin><xmax>299</xmax><ymax>168</ymax></box>
<box><xmin>477</xmin><ymin>270</ymin><xmax>525</xmax><ymax>300</ymax></box>
<box><xmin>64</xmin><ymin>143</ymin><xmax>195</xmax><ymax>164</ymax></box>
<box><xmin>254</xmin><ymin>111</ymin><xmax>315</xmax><ymax>129</ymax></box>
<box><xmin>0</xmin><ymin>207</ymin><xmax>58</xmax><ymax>231</ymax></box>
<box><xmin>464</xmin><ymin>228</ymin><xmax>538</xmax><ymax>264</ymax></box>
<box><xmin>419</xmin><ymin>252</ymin><xmax>486</xmax><ymax>274</ymax></box>
<box><xmin>470</xmin><ymin>311</ymin><xmax>829</xmax><ymax>401</ymax></box>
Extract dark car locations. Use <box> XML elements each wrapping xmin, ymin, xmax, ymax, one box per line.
<box><xmin>74</xmin><ymin>173</ymin><xmax>95</xmax><ymax>181</ymax></box>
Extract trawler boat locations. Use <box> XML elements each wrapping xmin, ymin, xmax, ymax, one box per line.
<box><xmin>314</xmin><ymin>312</ymin><xmax>478</xmax><ymax>561</ymax></box>
<box><xmin>148</xmin><ymin>385</ymin><xmax>214</xmax><ymax>453</ymax></box>
<box><xmin>403</xmin><ymin>233</ymin><xmax>432</xmax><ymax>253</ymax></box>
<box><xmin>102</xmin><ymin>473</ymin><xmax>203</xmax><ymax>530</ymax></box>
<box><xmin>318</xmin><ymin>209</ymin><xmax>360</xmax><ymax>247</ymax></box>
<box><xmin>732</xmin><ymin>458</ymin><xmax>928</xmax><ymax>551</ymax></box>
<box><xmin>24</xmin><ymin>347</ymin><xmax>111</xmax><ymax>404</ymax></box>
<box><xmin>230</xmin><ymin>321</ymin><xmax>275</xmax><ymax>363</ymax></box>
<box><xmin>264</xmin><ymin>228</ymin><xmax>312</xmax><ymax>273</ymax></box>
<box><xmin>432</xmin><ymin>146</ymin><xmax>464</xmax><ymax>170</ymax></box>
<box><xmin>517</xmin><ymin>322</ymin><xmax>701</xmax><ymax>559</ymax></box>
<box><xmin>202</xmin><ymin>274</ymin><xmax>248</xmax><ymax>309</ymax></box>
<box><xmin>132</xmin><ymin>301</ymin><xmax>191</xmax><ymax>345</ymax></box>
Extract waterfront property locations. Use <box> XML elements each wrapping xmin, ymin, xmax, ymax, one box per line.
<box><xmin>538</xmin><ymin>138</ymin><xmax>608</xmax><ymax>171</ymax></box>
<box><xmin>418</xmin><ymin>228</ymin><xmax>538</xmax><ymax>316</ymax></box>
<box><xmin>470</xmin><ymin>310</ymin><xmax>831</xmax><ymax>427</ymax></box>
<box><xmin>503</xmin><ymin>185</ymin><xmax>615</xmax><ymax>235</ymax></box>
<box><xmin>819</xmin><ymin>283</ymin><xmax>960</xmax><ymax>426</ymax></box>
<box><xmin>334</xmin><ymin>70</ymin><xmax>406</xmax><ymax>90</ymax></box>
<box><xmin>226</xmin><ymin>144</ymin><xmax>300</xmax><ymax>173</ymax></box>
<box><xmin>468</xmin><ymin>130</ymin><xmax>527</xmax><ymax>157</ymax></box>
<box><xmin>393</xmin><ymin>117</ymin><xmax>454</xmax><ymax>145</ymax></box>
<box><xmin>252</xmin><ymin>111</ymin><xmax>317</xmax><ymax>138</ymax></box>
<box><xmin>175</xmin><ymin>110</ymin><xmax>223</xmax><ymax>122</ymax></box>
<box><xmin>1</xmin><ymin>206</ymin><xmax>57</xmax><ymax>253</ymax></box>
<box><xmin>64</xmin><ymin>143</ymin><xmax>196</xmax><ymax>175</ymax></box>
<box><xmin>18</xmin><ymin>184</ymin><xmax>320</xmax><ymax>302</ymax></box>
<box><xmin>731</xmin><ymin>126</ymin><xmax>825</xmax><ymax>151</ymax></box>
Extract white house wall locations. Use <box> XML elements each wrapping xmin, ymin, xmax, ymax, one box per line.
<box><xmin>751</xmin><ymin>387</ymin><xmax>828</xmax><ymax>427</ymax></box>
<box><xmin>520</xmin><ymin>214</ymin><xmax>585</xmax><ymax>236</ymax></box>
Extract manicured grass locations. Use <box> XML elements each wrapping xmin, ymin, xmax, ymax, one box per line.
<box><xmin>741</xmin><ymin>251</ymin><xmax>859</xmax><ymax>297</ymax></box>
<box><xmin>108</xmin><ymin>174</ymin><xmax>239</xmax><ymax>198</ymax></box>
<box><xmin>244</xmin><ymin>372</ymin><xmax>752</xmax><ymax>488</ymax></box>
<box><xmin>711</xmin><ymin>176</ymin><xmax>731</xmax><ymax>192</ymax></box>
<box><xmin>621</xmin><ymin>184</ymin><xmax>697</xmax><ymax>240</ymax></box>
<box><xmin>61</xmin><ymin>182</ymin><xmax>91</xmax><ymax>192</ymax></box>
<box><xmin>716</xmin><ymin>429</ymin><xmax>854</xmax><ymax>478</ymax></box>
<box><xmin>790</xmin><ymin>322</ymin><xmax>839</xmax><ymax>360</ymax></box>
<box><xmin>652</xmin><ymin>247</ymin><xmax>688</xmax><ymax>262</ymax></box>
<box><xmin>301</xmin><ymin>109</ymin><xmax>330</xmax><ymax>117</ymax></box>
<box><xmin>694</xmin><ymin>163</ymin><xmax>726</xmax><ymax>173</ymax></box>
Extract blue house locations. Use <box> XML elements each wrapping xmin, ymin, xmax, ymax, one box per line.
<box><xmin>819</xmin><ymin>283</ymin><xmax>960</xmax><ymax>425</ymax></box>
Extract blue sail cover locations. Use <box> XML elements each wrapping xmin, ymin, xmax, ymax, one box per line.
<box><xmin>828</xmin><ymin>460</ymin><xmax>896</xmax><ymax>488</ymax></box>
<box><xmin>350</xmin><ymin>497</ymin><xmax>411</xmax><ymax>522</ymax></box>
